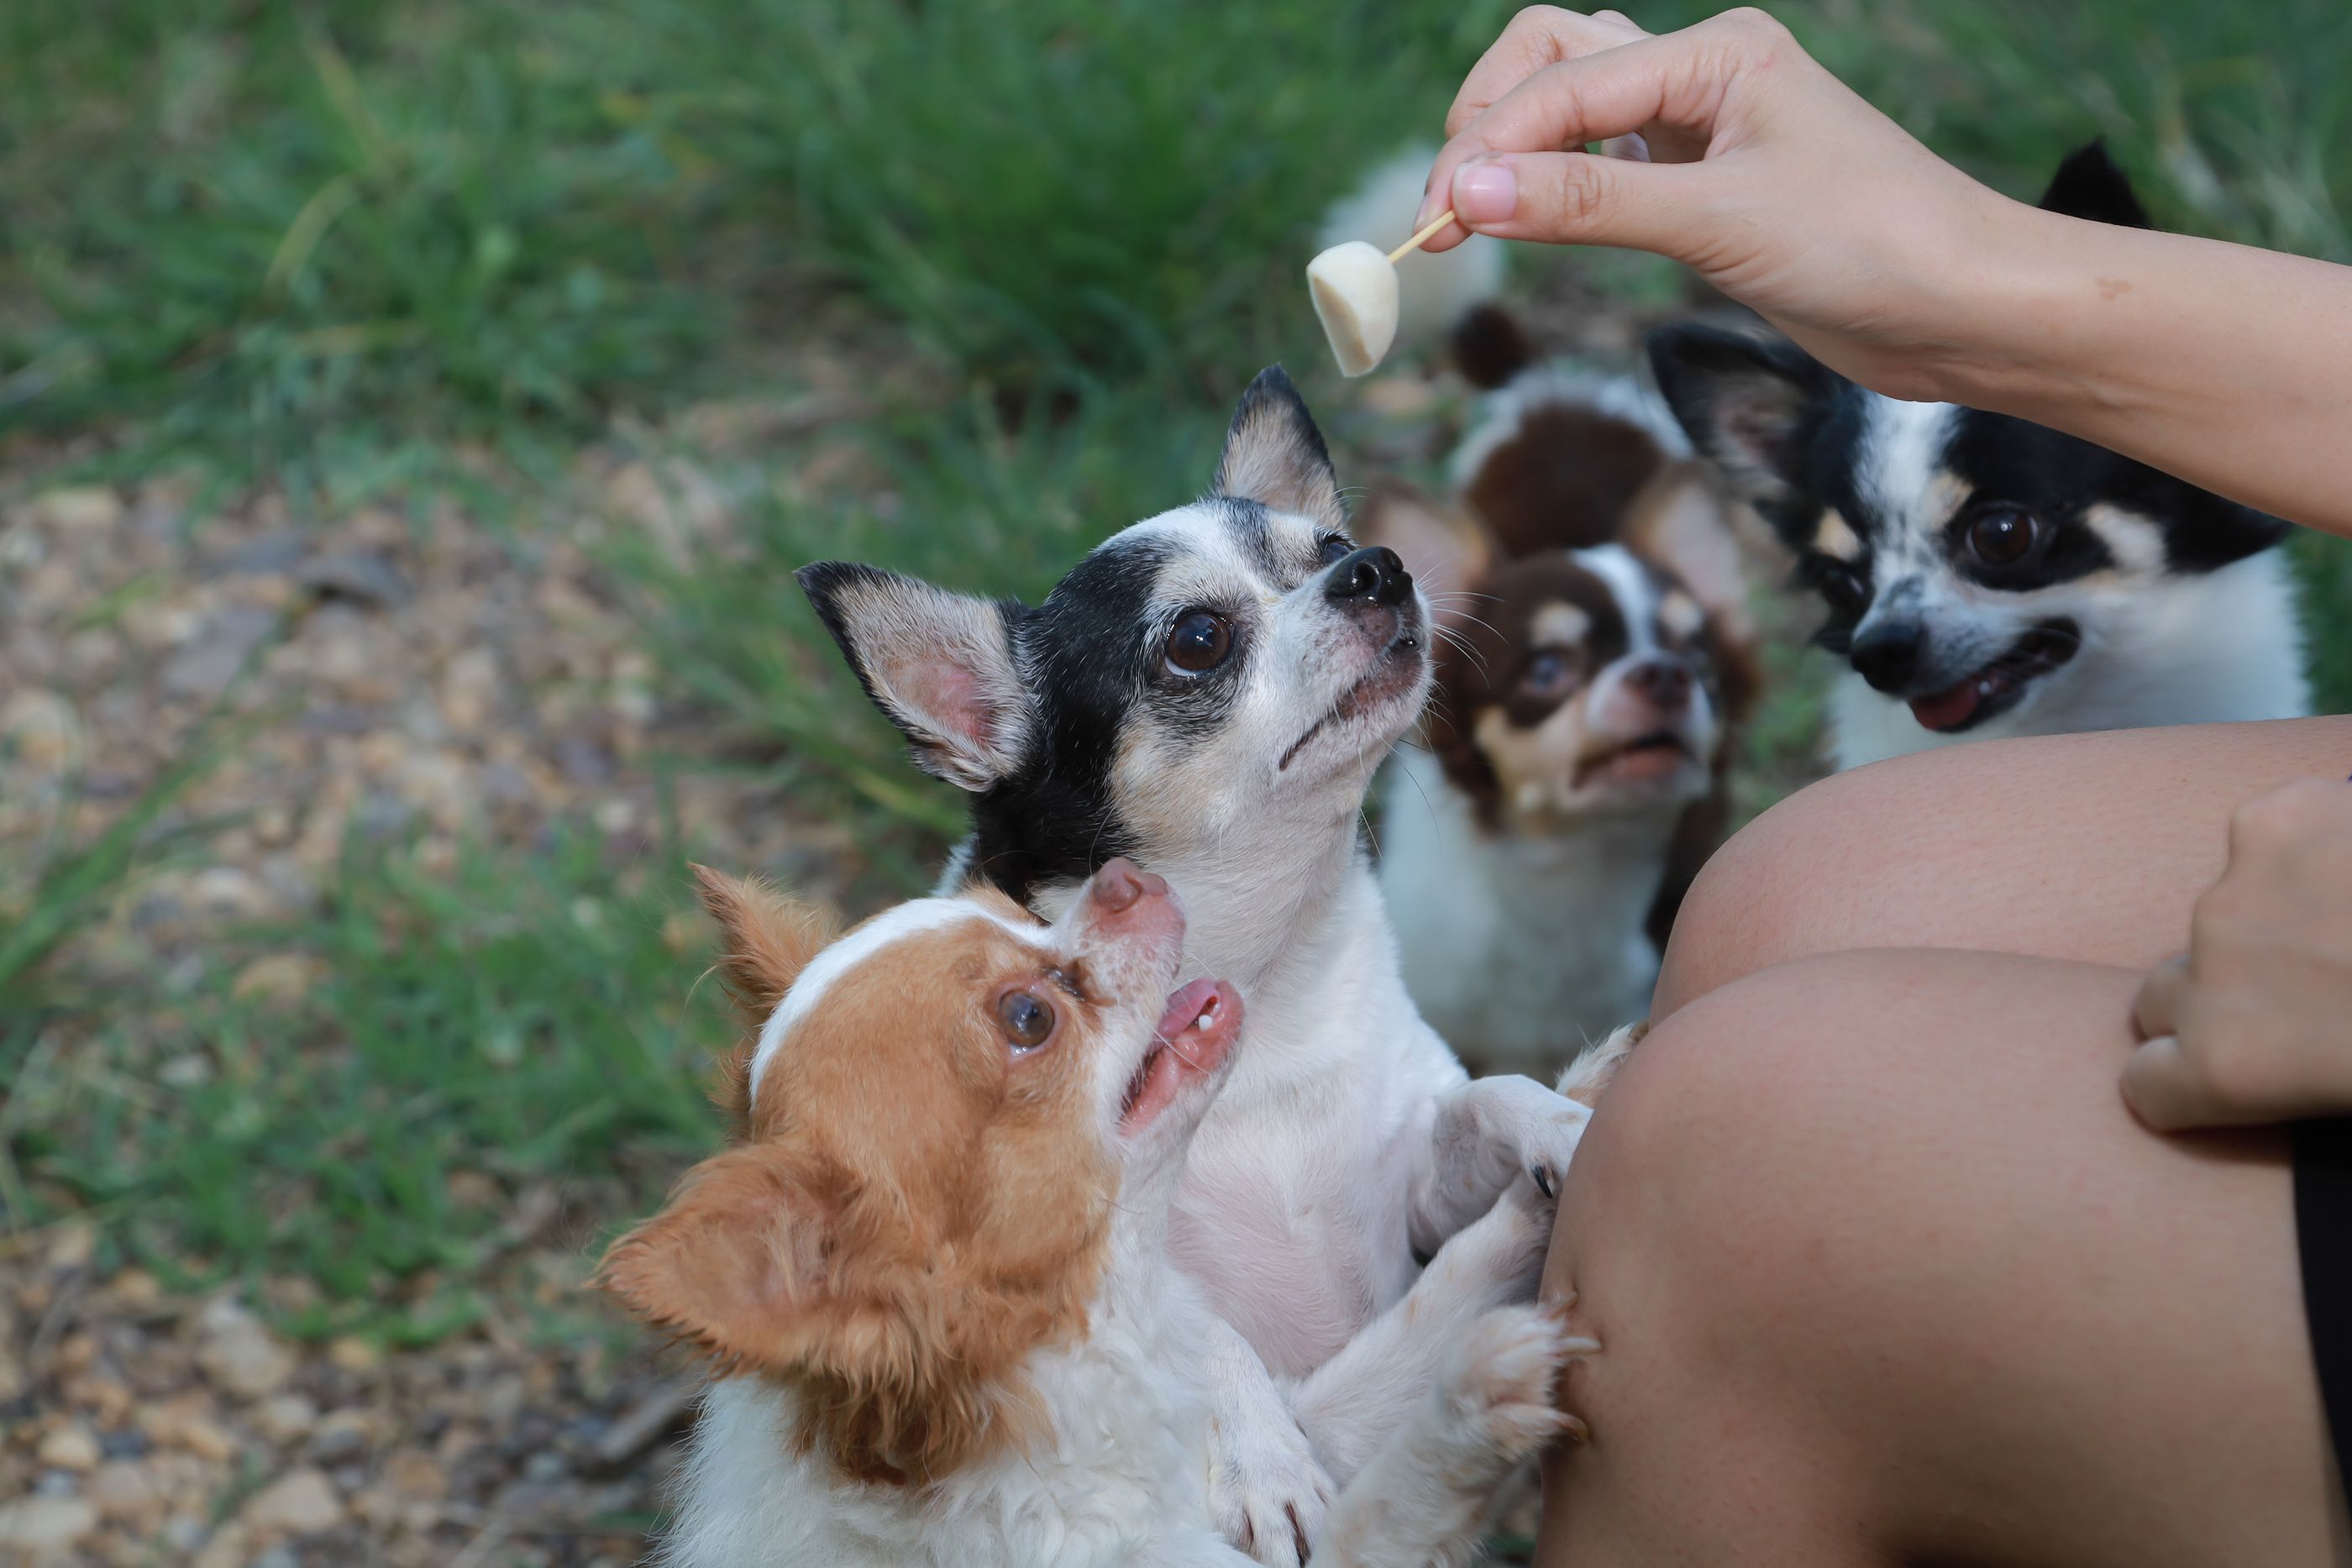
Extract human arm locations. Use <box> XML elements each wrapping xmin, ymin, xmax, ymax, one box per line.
<box><xmin>2124</xmin><ymin>778</ymin><xmax>2352</xmax><ymax>1131</ymax></box>
<box><xmin>1417</xmin><ymin>7</ymin><xmax>2352</xmax><ymax>537</ymax></box>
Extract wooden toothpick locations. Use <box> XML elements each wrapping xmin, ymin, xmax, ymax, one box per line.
<box><xmin>1387</xmin><ymin>210</ymin><xmax>1457</xmax><ymax>264</ymax></box>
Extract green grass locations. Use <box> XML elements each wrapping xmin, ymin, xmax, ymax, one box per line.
<box><xmin>11</xmin><ymin>831</ymin><xmax>722</xmax><ymax>1339</ymax></box>
<box><xmin>6</xmin><ymin>0</ymin><xmax>2349</xmax><ymax>1331</ymax></box>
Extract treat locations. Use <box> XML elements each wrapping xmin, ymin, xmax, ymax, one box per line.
<box><xmin>1305</xmin><ymin>209</ymin><xmax>1456</xmax><ymax>377</ymax></box>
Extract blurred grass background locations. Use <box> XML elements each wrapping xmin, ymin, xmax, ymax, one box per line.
<box><xmin>3</xmin><ymin>0</ymin><xmax>2347</xmax><ymax>1332</ymax></box>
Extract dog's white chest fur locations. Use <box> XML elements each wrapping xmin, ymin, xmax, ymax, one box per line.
<box><xmin>1377</xmin><ymin>746</ymin><xmax>1671</xmax><ymax>1071</ymax></box>
<box><xmin>663</xmin><ymin>1241</ymin><xmax>1226</xmax><ymax>1568</ymax></box>
<box><xmin>1830</xmin><ymin>550</ymin><xmax>2311</xmax><ymax>768</ymax></box>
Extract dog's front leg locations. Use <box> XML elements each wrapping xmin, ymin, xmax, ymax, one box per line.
<box><xmin>1405</xmin><ymin>1073</ymin><xmax>1590</xmax><ymax>1258</ymax></box>
<box><xmin>1315</xmin><ymin>1302</ymin><xmax>1589</xmax><ymax>1568</ymax></box>
<box><xmin>1200</xmin><ymin>1313</ymin><xmax>1335</xmax><ymax>1568</ymax></box>
<box><xmin>1289</xmin><ymin>1170</ymin><xmax>1560</xmax><ymax>1484</ymax></box>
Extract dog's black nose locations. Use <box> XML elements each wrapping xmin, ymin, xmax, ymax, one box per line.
<box><xmin>1850</xmin><ymin>619</ymin><xmax>1925</xmax><ymax>692</ymax></box>
<box><xmin>1624</xmin><ymin>657</ymin><xmax>1693</xmax><ymax>712</ymax></box>
<box><xmin>1326</xmin><ymin>546</ymin><xmax>1412</xmax><ymax>607</ymax></box>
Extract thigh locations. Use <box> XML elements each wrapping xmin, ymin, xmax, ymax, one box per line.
<box><xmin>1656</xmin><ymin>716</ymin><xmax>2352</xmax><ymax>1017</ymax></box>
<box><xmin>1536</xmin><ymin>948</ymin><xmax>2347</xmax><ymax>1568</ymax></box>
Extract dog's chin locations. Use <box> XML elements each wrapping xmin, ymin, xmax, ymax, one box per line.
<box><xmin>1518</xmin><ymin>733</ymin><xmax>1710</xmax><ymax>819</ymax></box>
<box><xmin>1275</xmin><ymin>642</ymin><xmax>1432</xmax><ymax>784</ymax></box>
<box><xmin>1898</xmin><ymin>620</ymin><xmax>2081</xmax><ymax>734</ymax></box>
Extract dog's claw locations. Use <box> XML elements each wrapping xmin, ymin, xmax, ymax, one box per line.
<box><xmin>1558</xmin><ymin>1413</ymin><xmax>1592</xmax><ymax>1445</ymax></box>
<box><xmin>1532</xmin><ymin>1164</ymin><xmax>1555</xmax><ymax>1200</ymax></box>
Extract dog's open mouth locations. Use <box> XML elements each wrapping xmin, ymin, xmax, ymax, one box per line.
<box><xmin>1119</xmin><ymin>978</ymin><xmax>1242</xmax><ymax>1133</ymax></box>
<box><xmin>1905</xmin><ymin>620</ymin><xmax>2081</xmax><ymax>734</ymax></box>
<box><xmin>1278</xmin><ymin>642</ymin><xmax>1425</xmax><ymax>772</ymax></box>
<box><xmin>1572</xmin><ymin>732</ymin><xmax>1693</xmax><ymax>789</ymax></box>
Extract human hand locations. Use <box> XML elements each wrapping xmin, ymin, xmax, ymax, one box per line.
<box><xmin>2123</xmin><ymin>778</ymin><xmax>2352</xmax><ymax>1132</ymax></box>
<box><xmin>1416</xmin><ymin>8</ymin><xmax>2024</xmax><ymax>398</ymax></box>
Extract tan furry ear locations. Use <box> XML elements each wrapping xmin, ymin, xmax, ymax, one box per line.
<box><xmin>1623</xmin><ymin>463</ymin><xmax>1756</xmax><ymax>648</ymax></box>
<box><xmin>1352</xmin><ymin>479</ymin><xmax>1496</xmax><ymax>629</ymax></box>
<box><xmin>693</xmin><ymin>864</ymin><xmax>835</xmax><ymax>1028</ymax></box>
<box><xmin>596</xmin><ymin>1144</ymin><xmax>837</xmax><ymax>1371</ymax></box>
<box><xmin>1214</xmin><ymin>365</ymin><xmax>1341</xmax><ymax>529</ymax></box>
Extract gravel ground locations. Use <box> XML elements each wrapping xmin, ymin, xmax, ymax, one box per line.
<box><xmin>0</xmin><ymin>445</ymin><xmax>831</xmax><ymax>1567</ymax></box>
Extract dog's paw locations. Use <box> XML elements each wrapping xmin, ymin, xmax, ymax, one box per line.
<box><xmin>1471</xmin><ymin>1075</ymin><xmax>1593</xmax><ymax>1209</ymax></box>
<box><xmin>1432</xmin><ymin>1303</ymin><xmax>1598</xmax><ymax>1474</ymax></box>
<box><xmin>1207</xmin><ymin>1408</ymin><xmax>1333</xmax><ymax>1567</ymax></box>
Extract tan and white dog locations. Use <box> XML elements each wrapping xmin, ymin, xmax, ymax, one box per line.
<box><xmin>602</xmin><ymin>862</ymin><xmax>1598</xmax><ymax>1567</ymax></box>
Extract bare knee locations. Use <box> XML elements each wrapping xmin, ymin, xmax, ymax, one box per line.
<box><xmin>1652</xmin><ymin>764</ymin><xmax>1905</xmax><ymax>1016</ymax></box>
<box><xmin>1541</xmin><ymin>950</ymin><xmax>2330</xmax><ymax>1568</ymax></box>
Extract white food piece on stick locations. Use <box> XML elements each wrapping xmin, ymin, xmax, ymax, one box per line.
<box><xmin>1307</xmin><ymin>240</ymin><xmax>1400</xmax><ymax>378</ymax></box>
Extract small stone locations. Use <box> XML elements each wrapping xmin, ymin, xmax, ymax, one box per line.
<box><xmin>160</xmin><ymin>604</ymin><xmax>278</xmax><ymax>700</ymax></box>
<box><xmin>251</xmin><ymin>1394</ymin><xmax>318</xmax><ymax>1445</ymax></box>
<box><xmin>326</xmin><ymin>1336</ymin><xmax>381</xmax><ymax>1374</ymax></box>
<box><xmin>87</xmin><ymin>1460</ymin><xmax>161</xmax><ymax>1524</ymax></box>
<box><xmin>34</xmin><ymin>486</ymin><xmax>123</xmax><ymax>532</ymax></box>
<box><xmin>36</xmin><ymin>1426</ymin><xmax>100</xmax><ymax>1471</ymax></box>
<box><xmin>194</xmin><ymin>1296</ymin><xmax>296</xmax><ymax>1400</ymax></box>
<box><xmin>45</xmin><ymin>1223</ymin><xmax>96</xmax><ymax>1272</ymax></box>
<box><xmin>297</xmin><ymin>549</ymin><xmax>411</xmax><ymax>609</ymax></box>
<box><xmin>231</xmin><ymin>955</ymin><xmax>323</xmax><ymax>1008</ymax></box>
<box><xmin>239</xmin><ymin>1468</ymin><xmax>343</xmax><ymax>1534</ymax></box>
<box><xmin>308</xmin><ymin>1408</ymin><xmax>375</xmax><ymax>1465</ymax></box>
<box><xmin>0</xmin><ymin>1496</ymin><xmax>98</xmax><ymax>1554</ymax></box>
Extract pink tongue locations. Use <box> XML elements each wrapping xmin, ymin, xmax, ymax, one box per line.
<box><xmin>1908</xmin><ymin>680</ymin><xmax>1984</xmax><ymax>732</ymax></box>
<box><xmin>1153</xmin><ymin>978</ymin><xmax>1223</xmax><ymax>1042</ymax></box>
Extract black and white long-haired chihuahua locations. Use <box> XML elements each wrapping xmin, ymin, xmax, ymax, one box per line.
<box><xmin>1649</xmin><ymin>142</ymin><xmax>2309</xmax><ymax>770</ymax></box>
<box><xmin>1363</xmin><ymin>307</ymin><xmax>1758</xmax><ymax>1074</ymax></box>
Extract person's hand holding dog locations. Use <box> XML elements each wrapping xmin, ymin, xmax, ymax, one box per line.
<box><xmin>2125</xmin><ymin>778</ymin><xmax>2352</xmax><ymax>1131</ymax></box>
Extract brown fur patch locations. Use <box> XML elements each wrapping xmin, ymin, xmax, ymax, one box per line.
<box><xmin>1464</xmin><ymin>406</ymin><xmax>1667</xmax><ymax>561</ymax></box>
<box><xmin>600</xmin><ymin>887</ymin><xmax>1116</xmax><ymax>1487</ymax></box>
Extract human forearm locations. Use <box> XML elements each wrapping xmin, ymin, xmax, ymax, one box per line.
<box><xmin>1936</xmin><ymin>203</ymin><xmax>2352</xmax><ymax>537</ymax></box>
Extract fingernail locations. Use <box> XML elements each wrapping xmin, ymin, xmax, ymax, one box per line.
<box><xmin>1454</xmin><ymin>159</ymin><xmax>1517</xmax><ymax>225</ymax></box>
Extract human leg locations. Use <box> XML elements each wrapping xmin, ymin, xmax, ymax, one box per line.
<box><xmin>1537</xmin><ymin>948</ymin><xmax>2347</xmax><ymax>1567</ymax></box>
<box><xmin>1656</xmin><ymin>716</ymin><xmax>2352</xmax><ymax>1017</ymax></box>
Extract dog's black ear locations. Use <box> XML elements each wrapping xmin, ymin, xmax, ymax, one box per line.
<box><xmin>796</xmin><ymin>563</ymin><xmax>1032</xmax><ymax>793</ymax></box>
<box><xmin>1646</xmin><ymin>324</ymin><xmax>1837</xmax><ymax>511</ymax></box>
<box><xmin>2037</xmin><ymin>139</ymin><xmax>2153</xmax><ymax>229</ymax></box>
<box><xmin>1213</xmin><ymin>365</ymin><xmax>1342</xmax><ymax>529</ymax></box>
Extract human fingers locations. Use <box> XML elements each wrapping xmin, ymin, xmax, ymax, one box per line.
<box><xmin>2130</xmin><ymin>954</ymin><xmax>2190</xmax><ymax>1041</ymax></box>
<box><xmin>1444</xmin><ymin>6</ymin><xmax>1653</xmax><ymax>139</ymax></box>
<box><xmin>2118</xmin><ymin>1032</ymin><xmax>2221</xmax><ymax>1133</ymax></box>
<box><xmin>1444</xmin><ymin>148</ymin><xmax>1709</xmax><ymax>254</ymax></box>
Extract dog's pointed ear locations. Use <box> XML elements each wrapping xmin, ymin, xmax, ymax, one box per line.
<box><xmin>1646</xmin><ymin>325</ymin><xmax>1837</xmax><ymax>512</ymax></box>
<box><xmin>692</xmin><ymin>865</ymin><xmax>834</xmax><ymax>1028</ymax></box>
<box><xmin>2038</xmin><ymin>139</ymin><xmax>2152</xmax><ymax>229</ymax></box>
<box><xmin>597</xmin><ymin>1146</ymin><xmax>843</xmax><ymax>1371</ymax></box>
<box><xmin>1623</xmin><ymin>462</ymin><xmax>1757</xmax><ymax>650</ymax></box>
<box><xmin>1351</xmin><ymin>480</ymin><xmax>1496</xmax><ymax>629</ymax></box>
<box><xmin>797</xmin><ymin>563</ymin><xmax>1032</xmax><ymax>793</ymax></box>
<box><xmin>1213</xmin><ymin>365</ymin><xmax>1342</xmax><ymax>529</ymax></box>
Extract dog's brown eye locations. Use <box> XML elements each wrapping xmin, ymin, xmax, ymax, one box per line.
<box><xmin>1967</xmin><ymin>506</ymin><xmax>2040</xmax><ymax>566</ymax></box>
<box><xmin>998</xmin><ymin>990</ymin><xmax>1055</xmax><ymax>1051</ymax></box>
<box><xmin>1164</xmin><ymin>611</ymin><xmax>1233</xmax><ymax>674</ymax></box>
<box><xmin>1315</xmin><ymin>533</ymin><xmax>1353</xmax><ymax>568</ymax></box>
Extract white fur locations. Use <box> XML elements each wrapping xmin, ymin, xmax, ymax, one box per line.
<box><xmin>1380</xmin><ymin>745</ymin><xmax>1676</xmax><ymax>1071</ymax></box>
<box><xmin>1830</xmin><ymin>515</ymin><xmax>2310</xmax><ymax>769</ymax></box>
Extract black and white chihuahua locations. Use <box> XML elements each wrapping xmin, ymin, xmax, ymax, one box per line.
<box><xmin>1649</xmin><ymin>142</ymin><xmax>2309</xmax><ymax>769</ymax></box>
<box><xmin>798</xmin><ymin>369</ymin><xmax>1609</xmax><ymax>1565</ymax></box>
